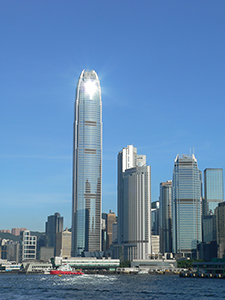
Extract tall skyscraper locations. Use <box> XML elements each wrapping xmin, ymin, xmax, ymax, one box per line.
<box><xmin>159</xmin><ymin>180</ymin><xmax>172</xmax><ymax>253</ymax></box>
<box><xmin>72</xmin><ymin>70</ymin><xmax>102</xmax><ymax>257</ymax></box>
<box><xmin>172</xmin><ymin>154</ymin><xmax>202</xmax><ymax>256</ymax></box>
<box><xmin>117</xmin><ymin>145</ymin><xmax>151</xmax><ymax>260</ymax></box>
<box><xmin>117</xmin><ymin>145</ymin><xmax>146</xmax><ymax>244</ymax></box>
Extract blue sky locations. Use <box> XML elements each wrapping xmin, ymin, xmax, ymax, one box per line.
<box><xmin>0</xmin><ymin>1</ymin><xmax>225</xmax><ymax>231</ymax></box>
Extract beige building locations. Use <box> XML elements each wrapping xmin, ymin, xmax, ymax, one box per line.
<box><xmin>55</xmin><ymin>228</ymin><xmax>71</xmax><ymax>258</ymax></box>
<box><xmin>11</xmin><ymin>228</ymin><xmax>27</xmax><ymax>236</ymax></box>
<box><xmin>151</xmin><ymin>235</ymin><xmax>160</xmax><ymax>255</ymax></box>
<box><xmin>106</xmin><ymin>211</ymin><xmax>116</xmax><ymax>249</ymax></box>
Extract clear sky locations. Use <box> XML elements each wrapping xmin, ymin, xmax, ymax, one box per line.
<box><xmin>1</xmin><ymin>1</ymin><xmax>225</xmax><ymax>231</ymax></box>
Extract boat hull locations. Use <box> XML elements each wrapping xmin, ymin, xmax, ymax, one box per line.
<box><xmin>50</xmin><ymin>270</ymin><xmax>83</xmax><ymax>275</ymax></box>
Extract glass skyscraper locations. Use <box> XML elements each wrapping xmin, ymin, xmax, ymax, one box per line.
<box><xmin>202</xmin><ymin>168</ymin><xmax>223</xmax><ymax>243</ymax></box>
<box><xmin>72</xmin><ymin>70</ymin><xmax>102</xmax><ymax>257</ymax></box>
<box><xmin>172</xmin><ymin>154</ymin><xmax>202</xmax><ymax>255</ymax></box>
<box><xmin>203</xmin><ymin>168</ymin><xmax>223</xmax><ymax>215</ymax></box>
<box><xmin>159</xmin><ymin>180</ymin><xmax>172</xmax><ymax>253</ymax></box>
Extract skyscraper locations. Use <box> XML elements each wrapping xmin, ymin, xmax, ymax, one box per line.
<box><xmin>203</xmin><ymin>168</ymin><xmax>223</xmax><ymax>216</ymax></box>
<box><xmin>106</xmin><ymin>210</ymin><xmax>116</xmax><ymax>249</ymax></box>
<box><xmin>215</xmin><ymin>202</ymin><xmax>225</xmax><ymax>258</ymax></box>
<box><xmin>117</xmin><ymin>145</ymin><xmax>151</xmax><ymax>260</ymax></box>
<box><xmin>45</xmin><ymin>212</ymin><xmax>63</xmax><ymax>256</ymax></box>
<box><xmin>72</xmin><ymin>70</ymin><xmax>102</xmax><ymax>257</ymax></box>
<box><xmin>172</xmin><ymin>154</ymin><xmax>202</xmax><ymax>256</ymax></box>
<box><xmin>159</xmin><ymin>180</ymin><xmax>172</xmax><ymax>253</ymax></box>
<box><xmin>202</xmin><ymin>168</ymin><xmax>223</xmax><ymax>243</ymax></box>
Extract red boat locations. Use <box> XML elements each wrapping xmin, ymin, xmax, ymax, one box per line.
<box><xmin>50</xmin><ymin>264</ymin><xmax>84</xmax><ymax>275</ymax></box>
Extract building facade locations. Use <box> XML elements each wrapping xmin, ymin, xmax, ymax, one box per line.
<box><xmin>55</xmin><ymin>228</ymin><xmax>72</xmax><ymax>258</ymax></box>
<box><xmin>117</xmin><ymin>145</ymin><xmax>146</xmax><ymax>244</ymax></box>
<box><xmin>72</xmin><ymin>70</ymin><xmax>102</xmax><ymax>257</ymax></box>
<box><xmin>11</xmin><ymin>228</ymin><xmax>27</xmax><ymax>236</ymax></box>
<box><xmin>159</xmin><ymin>180</ymin><xmax>172</xmax><ymax>253</ymax></box>
<box><xmin>203</xmin><ymin>168</ymin><xmax>223</xmax><ymax>216</ymax></box>
<box><xmin>172</xmin><ymin>154</ymin><xmax>202</xmax><ymax>256</ymax></box>
<box><xmin>22</xmin><ymin>230</ymin><xmax>37</xmax><ymax>261</ymax></box>
<box><xmin>117</xmin><ymin>145</ymin><xmax>151</xmax><ymax>260</ymax></box>
<box><xmin>151</xmin><ymin>201</ymin><xmax>159</xmax><ymax>235</ymax></box>
<box><xmin>45</xmin><ymin>212</ymin><xmax>63</xmax><ymax>255</ymax></box>
<box><xmin>202</xmin><ymin>168</ymin><xmax>223</xmax><ymax>244</ymax></box>
<box><xmin>106</xmin><ymin>210</ymin><xmax>116</xmax><ymax>249</ymax></box>
<box><xmin>7</xmin><ymin>241</ymin><xmax>21</xmax><ymax>263</ymax></box>
<box><xmin>216</xmin><ymin>202</ymin><xmax>225</xmax><ymax>258</ymax></box>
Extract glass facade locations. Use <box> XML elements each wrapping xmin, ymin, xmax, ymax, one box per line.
<box><xmin>204</xmin><ymin>168</ymin><xmax>223</xmax><ymax>215</ymax></box>
<box><xmin>159</xmin><ymin>181</ymin><xmax>172</xmax><ymax>253</ymax></box>
<box><xmin>72</xmin><ymin>70</ymin><xmax>102</xmax><ymax>257</ymax></box>
<box><xmin>172</xmin><ymin>154</ymin><xmax>202</xmax><ymax>255</ymax></box>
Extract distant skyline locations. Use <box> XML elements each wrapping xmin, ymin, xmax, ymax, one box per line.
<box><xmin>1</xmin><ymin>1</ymin><xmax>225</xmax><ymax>231</ymax></box>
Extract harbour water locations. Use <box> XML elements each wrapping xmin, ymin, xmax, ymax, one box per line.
<box><xmin>1</xmin><ymin>274</ymin><xmax>225</xmax><ymax>299</ymax></box>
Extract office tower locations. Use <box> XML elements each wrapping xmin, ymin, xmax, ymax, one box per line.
<box><xmin>55</xmin><ymin>228</ymin><xmax>72</xmax><ymax>258</ymax></box>
<box><xmin>106</xmin><ymin>210</ymin><xmax>116</xmax><ymax>249</ymax></box>
<box><xmin>45</xmin><ymin>212</ymin><xmax>63</xmax><ymax>255</ymax></box>
<box><xmin>22</xmin><ymin>230</ymin><xmax>37</xmax><ymax>261</ymax></box>
<box><xmin>117</xmin><ymin>145</ymin><xmax>151</xmax><ymax>260</ymax></box>
<box><xmin>72</xmin><ymin>70</ymin><xmax>102</xmax><ymax>257</ymax></box>
<box><xmin>216</xmin><ymin>202</ymin><xmax>225</xmax><ymax>258</ymax></box>
<box><xmin>202</xmin><ymin>215</ymin><xmax>217</xmax><ymax>243</ymax></box>
<box><xmin>172</xmin><ymin>154</ymin><xmax>202</xmax><ymax>256</ymax></box>
<box><xmin>117</xmin><ymin>145</ymin><xmax>146</xmax><ymax>244</ymax></box>
<box><xmin>7</xmin><ymin>241</ymin><xmax>20</xmax><ymax>263</ymax></box>
<box><xmin>159</xmin><ymin>180</ymin><xmax>172</xmax><ymax>253</ymax></box>
<box><xmin>112</xmin><ymin>223</ymin><xmax>117</xmax><ymax>243</ymax></box>
<box><xmin>101</xmin><ymin>213</ymin><xmax>107</xmax><ymax>251</ymax></box>
<box><xmin>151</xmin><ymin>201</ymin><xmax>159</xmax><ymax>235</ymax></box>
<box><xmin>202</xmin><ymin>168</ymin><xmax>223</xmax><ymax>243</ymax></box>
<box><xmin>203</xmin><ymin>168</ymin><xmax>223</xmax><ymax>216</ymax></box>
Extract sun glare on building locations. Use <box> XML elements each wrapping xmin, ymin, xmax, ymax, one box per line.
<box><xmin>84</xmin><ymin>80</ymin><xmax>97</xmax><ymax>99</ymax></box>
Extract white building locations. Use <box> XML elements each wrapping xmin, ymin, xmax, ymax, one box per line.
<box><xmin>22</xmin><ymin>230</ymin><xmax>36</xmax><ymax>261</ymax></box>
<box><xmin>117</xmin><ymin>145</ymin><xmax>151</xmax><ymax>260</ymax></box>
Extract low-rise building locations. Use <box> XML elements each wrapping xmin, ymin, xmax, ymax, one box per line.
<box><xmin>54</xmin><ymin>256</ymin><xmax>120</xmax><ymax>270</ymax></box>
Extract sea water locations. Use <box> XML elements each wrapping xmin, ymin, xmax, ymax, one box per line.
<box><xmin>0</xmin><ymin>273</ymin><xmax>225</xmax><ymax>299</ymax></box>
